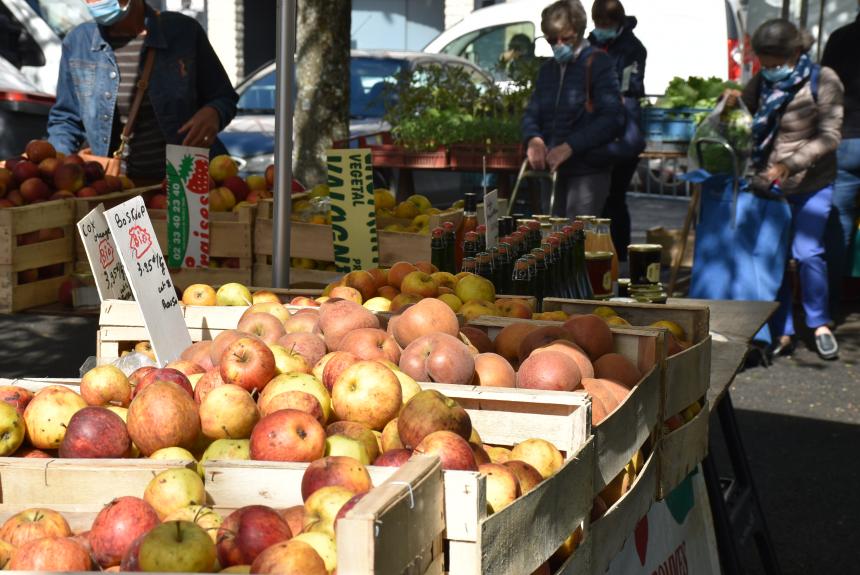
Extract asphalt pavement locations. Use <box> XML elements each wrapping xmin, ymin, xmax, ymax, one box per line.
<box><xmin>0</xmin><ymin>193</ymin><xmax>857</xmax><ymax>573</ymax></box>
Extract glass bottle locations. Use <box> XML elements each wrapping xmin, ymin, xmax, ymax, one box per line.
<box><xmin>476</xmin><ymin>251</ymin><xmax>494</xmax><ymax>283</ymax></box>
<box><xmin>489</xmin><ymin>246</ymin><xmax>502</xmax><ymax>290</ymax></box>
<box><xmin>576</xmin><ymin>215</ymin><xmax>598</xmax><ymax>252</ymax></box>
<box><xmin>552</xmin><ymin>232</ymin><xmax>572</xmax><ymax>299</ymax></box>
<box><xmin>442</xmin><ymin>221</ymin><xmax>457</xmax><ymax>275</ymax></box>
<box><xmin>511</xmin><ymin>257</ymin><xmax>531</xmax><ymax>297</ymax></box>
<box><xmin>594</xmin><ymin>218</ymin><xmax>619</xmax><ymax>281</ymax></box>
<box><xmin>496</xmin><ymin>242</ymin><xmax>513</xmax><ymax>295</ymax></box>
<box><xmin>461</xmin><ymin>256</ymin><xmax>477</xmax><ymax>275</ymax></box>
<box><xmin>431</xmin><ymin>227</ymin><xmax>446</xmax><ymax>273</ymax></box>
<box><xmin>545</xmin><ymin>239</ymin><xmax>561</xmax><ymax>298</ymax></box>
<box><xmin>527</xmin><ymin>220</ymin><xmax>542</xmax><ymax>251</ymax></box>
<box><xmin>456</xmin><ymin>192</ymin><xmax>479</xmax><ymax>268</ymax></box>
<box><xmin>476</xmin><ymin>224</ymin><xmax>487</xmax><ymax>252</ymax></box>
<box><xmin>510</xmin><ymin>231</ymin><xmax>526</xmax><ymax>260</ymax></box>
<box><xmin>463</xmin><ymin>231</ymin><xmax>480</xmax><ymax>261</ymax></box>
<box><xmin>571</xmin><ymin>221</ymin><xmax>593</xmax><ymax>299</ymax></box>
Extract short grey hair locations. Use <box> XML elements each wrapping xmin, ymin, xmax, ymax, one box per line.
<box><xmin>541</xmin><ymin>0</ymin><xmax>587</xmax><ymax>40</ymax></box>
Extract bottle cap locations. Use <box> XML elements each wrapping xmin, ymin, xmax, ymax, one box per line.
<box><xmin>442</xmin><ymin>221</ymin><xmax>455</xmax><ymax>231</ymax></box>
<box><xmin>465</xmin><ymin>231</ymin><xmax>479</xmax><ymax>242</ymax></box>
<box><xmin>464</xmin><ymin>193</ymin><xmax>478</xmax><ymax>212</ymax></box>
<box><xmin>431</xmin><ymin>227</ymin><xmax>444</xmax><ymax>239</ymax></box>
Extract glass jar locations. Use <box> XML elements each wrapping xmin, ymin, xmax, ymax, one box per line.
<box><xmin>585</xmin><ymin>251</ymin><xmax>614</xmax><ymax>299</ymax></box>
<box><xmin>628</xmin><ymin>244</ymin><xmax>663</xmax><ymax>286</ymax></box>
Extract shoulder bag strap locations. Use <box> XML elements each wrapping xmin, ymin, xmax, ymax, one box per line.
<box><xmin>113</xmin><ymin>47</ymin><xmax>156</xmax><ymax>160</ymax></box>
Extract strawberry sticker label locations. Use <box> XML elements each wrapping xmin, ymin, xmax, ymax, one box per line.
<box><xmin>166</xmin><ymin>144</ymin><xmax>210</xmax><ymax>269</ymax></box>
<box><xmin>105</xmin><ymin>196</ymin><xmax>191</xmax><ymax>365</ymax></box>
<box><xmin>77</xmin><ymin>204</ymin><xmax>132</xmax><ymax>301</ymax></box>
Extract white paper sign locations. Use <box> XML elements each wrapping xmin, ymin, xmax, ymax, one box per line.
<box><xmin>483</xmin><ymin>189</ymin><xmax>499</xmax><ymax>249</ymax></box>
<box><xmin>165</xmin><ymin>144</ymin><xmax>210</xmax><ymax>269</ymax></box>
<box><xmin>105</xmin><ymin>196</ymin><xmax>191</xmax><ymax>365</ymax></box>
<box><xmin>77</xmin><ymin>205</ymin><xmax>133</xmax><ymax>302</ymax></box>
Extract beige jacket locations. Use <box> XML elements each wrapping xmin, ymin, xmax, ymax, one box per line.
<box><xmin>742</xmin><ymin>66</ymin><xmax>844</xmax><ymax>195</ymax></box>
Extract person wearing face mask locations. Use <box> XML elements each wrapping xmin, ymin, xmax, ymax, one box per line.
<box><xmin>521</xmin><ymin>0</ymin><xmax>625</xmax><ymax>219</ymax></box>
<box><xmin>724</xmin><ymin>19</ymin><xmax>844</xmax><ymax>360</ymax></box>
<box><xmin>588</xmin><ymin>0</ymin><xmax>646</xmax><ymax>262</ymax></box>
<box><xmin>47</xmin><ymin>0</ymin><xmax>238</xmax><ymax>183</ymax></box>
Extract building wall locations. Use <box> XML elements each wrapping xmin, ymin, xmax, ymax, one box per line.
<box><xmin>351</xmin><ymin>0</ymin><xmax>445</xmax><ymax>51</ymax></box>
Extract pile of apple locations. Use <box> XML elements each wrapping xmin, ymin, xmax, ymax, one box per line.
<box><xmin>376</xmin><ymin>191</ymin><xmax>447</xmax><ymax>236</ymax></box>
<box><xmin>0</xmin><ymin>140</ymin><xmax>137</xmax><ymax>208</ymax></box>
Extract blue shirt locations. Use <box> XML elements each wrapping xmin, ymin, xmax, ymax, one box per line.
<box><xmin>47</xmin><ymin>5</ymin><xmax>238</xmax><ymax>159</ymax></box>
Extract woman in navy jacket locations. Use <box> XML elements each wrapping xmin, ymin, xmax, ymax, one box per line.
<box><xmin>522</xmin><ymin>0</ymin><xmax>625</xmax><ymax>219</ymax></box>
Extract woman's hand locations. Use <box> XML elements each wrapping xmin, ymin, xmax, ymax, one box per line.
<box><xmin>527</xmin><ymin>137</ymin><xmax>547</xmax><ymax>170</ymax></box>
<box><xmin>722</xmin><ymin>88</ymin><xmax>742</xmax><ymax>109</ymax></box>
<box><xmin>178</xmin><ymin>106</ymin><xmax>221</xmax><ymax>147</ymax></box>
<box><xmin>546</xmin><ymin>143</ymin><xmax>572</xmax><ymax>172</ymax></box>
<box><xmin>765</xmin><ymin>162</ymin><xmax>790</xmax><ymax>183</ymax></box>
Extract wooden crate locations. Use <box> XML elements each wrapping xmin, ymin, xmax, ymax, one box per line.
<box><xmin>253</xmin><ymin>265</ymin><xmax>342</xmax><ymax>289</ymax></box>
<box><xmin>471</xmin><ymin>317</ymin><xmax>664</xmax><ymax>495</ymax></box>
<box><xmin>542</xmin><ymin>298</ymin><xmax>712</xmax><ymax>497</ymax></box>
<box><xmin>0</xmin><ymin>199</ymin><xmax>76</xmax><ymax>312</ymax></box>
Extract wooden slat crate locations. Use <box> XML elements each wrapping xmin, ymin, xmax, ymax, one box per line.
<box><xmin>0</xmin><ymin>199</ymin><xmax>76</xmax><ymax>312</ymax></box>
<box><xmin>542</xmin><ymin>298</ymin><xmax>712</xmax><ymax>497</ymax></box>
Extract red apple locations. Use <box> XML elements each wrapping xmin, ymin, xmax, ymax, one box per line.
<box><xmin>59</xmin><ymin>407</ymin><xmax>130</xmax><ymax>458</ymax></box>
<box><xmin>217</xmin><ymin>505</ymin><xmax>292</xmax><ymax>567</ymax></box>
<box><xmin>193</xmin><ymin>368</ymin><xmax>226</xmax><ymax>404</ymax></box>
<box><xmin>373</xmin><ymin>449</ymin><xmax>412</xmax><ymax>467</ymax></box>
<box><xmin>317</xmin><ymin>299</ymin><xmax>380</xmax><ymax>350</ymax></box>
<box><xmin>338</xmin><ymin>327</ymin><xmax>401</xmax><ymax>364</ymax></box>
<box><xmin>399</xmin><ymin>332</ymin><xmax>475</xmax><ymax>385</ymax></box>
<box><xmin>126</xmin><ymin>381</ymin><xmax>201</xmax><ymax>456</ymax></box>
<box><xmin>81</xmin><ymin>365</ymin><xmax>132</xmax><ymax>407</ymax></box>
<box><xmin>331</xmin><ymin>360</ymin><xmax>402</xmax><ymax>431</ymax></box>
<box><xmin>249</xmin><ymin>409</ymin><xmax>326</xmax><ymax>462</ymax></box>
<box><xmin>250</xmin><ymin>539</ymin><xmax>327</xmax><ymax>575</ymax></box>
<box><xmin>89</xmin><ymin>496</ymin><xmax>160</xmax><ymax>568</ymax></box>
<box><xmin>181</xmin><ymin>341</ymin><xmax>215</xmax><ymax>371</ymax></box>
<box><xmin>321</xmin><ymin>351</ymin><xmax>359</xmax><ymax>392</ymax></box>
<box><xmin>414</xmin><ymin>430</ymin><xmax>478</xmax><ymax>471</ymax></box>
<box><xmin>9</xmin><ymin>537</ymin><xmax>91</xmax><ymax>571</ymax></box>
<box><xmin>136</xmin><ymin>367</ymin><xmax>194</xmax><ymax>399</ymax></box>
<box><xmin>517</xmin><ymin>351</ymin><xmax>582</xmax><ymax>392</ymax></box>
<box><xmin>0</xmin><ymin>385</ymin><xmax>33</xmax><ymax>416</ymax></box>
<box><xmin>0</xmin><ymin>507</ymin><xmax>71</xmax><ymax>546</ymax></box>
<box><xmin>209</xmin><ymin>329</ymin><xmax>248</xmax><ymax>365</ymax></box>
<box><xmin>474</xmin><ymin>353</ymin><xmax>516</xmax><ymax>387</ymax></box>
<box><xmin>300</xmin><ymin>455</ymin><xmax>372</xmax><ymax>501</ymax></box>
<box><xmin>278</xmin><ymin>332</ymin><xmax>327</xmax><ymax>368</ymax></box>
<box><xmin>397</xmin><ymin>389</ymin><xmax>471</xmax><ymax>449</ymax></box>
<box><xmin>220</xmin><ymin>337</ymin><xmax>276</xmax><ymax>393</ymax></box>
<box><xmin>237</xmin><ymin>312</ymin><xmax>286</xmax><ymax>344</ymax></box>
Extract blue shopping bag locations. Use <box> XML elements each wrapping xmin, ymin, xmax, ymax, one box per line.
<box><xmin>683</xmin><ymin>171</ymin><xmax>792</xmax><ymax>343</ymax></box>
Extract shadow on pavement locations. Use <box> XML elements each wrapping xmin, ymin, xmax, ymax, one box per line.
<box><xmin>0</xmin><ymin>313</ymin><xmax>98</xmax><ymax>378</ymax></box>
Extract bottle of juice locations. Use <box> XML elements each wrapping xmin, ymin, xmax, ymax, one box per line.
<box><xmin>594</xmin><ymin>218</ymin><xmax>619</xmax><ymax>281</ymax></box>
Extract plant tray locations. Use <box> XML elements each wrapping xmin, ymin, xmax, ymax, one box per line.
<box><xmin>449</xmin><ymin>144</ymin><xmax>523</xmax><ymax>171</ymax></box>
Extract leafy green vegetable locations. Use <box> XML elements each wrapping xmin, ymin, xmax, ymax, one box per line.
<box><xmin>690</xmin><ymin>107</ymin><xmax>753</xmax><ymax>175</ymax></box>
<box><xmin>654</xmin><ymin>76</ymin><xmax>741</xmax><ymax>110</ymax></box>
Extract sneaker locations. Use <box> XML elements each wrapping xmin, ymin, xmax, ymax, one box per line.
<box><xmin>815</xmin><ymin>331</ymin><xmax>839</xmax><ymax>360</ymax></box>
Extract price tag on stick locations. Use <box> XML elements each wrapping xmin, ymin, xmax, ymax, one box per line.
<box><xmin>327</xmin><ymin>148</ymin><xmax>379</xmax><ymax>272</ymax></box>
<box><xmin>77</xmin><ymin>204</ymin><xmax>133</xmax><ymax>301</ymax></box>
<box><xmin>483</xmin><ymin>189</ymin><xmax>499</xmax><ymax>250</ymax></box>
<box><xmin>105</xmin><ymin>196</ymin><xmax>192</xmax><ymax>365</ymax></box>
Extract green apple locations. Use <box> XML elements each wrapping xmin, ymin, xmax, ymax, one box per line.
<box><xmin>392</xmin><ymin>370</ymin><xmax>421</xmax><ymax>405</ymax></box>
<box><xmin>200</xmin><ymin>438</ymin><xmax>250</xmax><ymax>466</ymax></box>
<box><xmin>144</xmin><ymin>468</ymin><xmax>206</xmax><ymax>520</ymax></box>
<box><xmin>406</xmin><ymin>194</ymin><xmax>432</xmax><ymax>213</ymax></box>
<box><xmin>138</xmin><ymin>520</ymin><xmax>217</xmax><ymax>573</ymax></box>
<box><xmin>291</xmin><ymin>532</ymin><xmax>337</xmax><ymax>573</ymax></box>
<box><xmin>0</xmin><ymin>402</ymin><xmax>25</xmax><ymax>455</ymax></box>
<box><xmin>324</xmin><ymin>434</ymin><xmax>370</xmax><ymax>465</ymax></box>
<box><xmin>362</xmin><ymin>297</ymin><xmax>391</xmax><ymax>312</ymax></box>
<box><xmin>454</xmin><ymin>274</ymin><xmax>496</xmax><ymax>304</ymax></box>
<box><xmin>438</xmin><ymin>293</ymin><xmax>463</xmax><ymax>313</ymax></box>
<box><xmin>216</xmin><ymin>283</ymin><xmax>252</xmax><ymax>306</ymax></box>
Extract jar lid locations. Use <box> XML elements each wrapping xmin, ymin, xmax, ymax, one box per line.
<box><xmin>617</xmin><ymin>278</ymin><xmax>631</xmax><ymax>285</ymax></box>
<box><xmin>595</xmin><ymin>218</ymin><xmax>611</xmax><ymax>224</ymax></box>
<box><xmin>628</xmin><ymin>243</ymin><xmax>663</xmax><ymax>252</ymax></box>
<box><xmin>585</xmin><ymin>251</ymin><xmax>614</xmax><ymax>259</ymax></box>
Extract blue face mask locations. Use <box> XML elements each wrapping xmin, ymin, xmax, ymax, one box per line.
<box><xmin>592</xmin><ymin>27</ymin><xmax>620</xmax><ymax>43</ymax></box>
<box><xmin>86</xmin><ymin>0</ymin><xmax>131</xmax><ymax>26</ymax></box>
<box><xmin>762</xmin><ymin>64</ymin><xmax>794</xmax><ymax>83</ymax></box>
<box><xmin>552</xmin><ymin>43</ymin><xmax>574</xmax><ymax>64</ymax></box>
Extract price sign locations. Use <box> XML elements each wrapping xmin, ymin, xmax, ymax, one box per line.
<box><xmin>77</xmin><ymin>204</ymin><xmax>133</xmax><ymax>301</ymax></box>
<box><xmin>483</xmin><ymin>189</ymin><xmax>499</xmax><ymax>249</ymax></box>
<box><xmin>166</xmin><ymin>144</ymin><xmax>210</xmax><ymax>269</ymax></box>
<box><xmin>105</xmin><ymin>196</ymin><xmax>191</xmax><ymax>365</ymax></box>
<box><xmin>327</xmin><ymin>148</ymin><xmax>379</xmax><ymax>272</ymax></box>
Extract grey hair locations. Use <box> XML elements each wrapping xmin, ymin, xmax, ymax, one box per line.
<box><xmin>541</xmin><ymin>0</ymin><xmax>588</xmax><ymax>40</ymax></box>
<box><xmin>752</xmin><ymin>18</ymin><xmax>814</xmax><ymax>57</ymax></box>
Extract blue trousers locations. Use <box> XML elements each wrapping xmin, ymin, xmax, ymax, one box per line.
<box><xmin>833</xmin><ymin>139</ymin><xmax>860</xmax><ymax>250</ymax></box>
<box><xmin>772</xmin><ymin>185</ymin><xmax>834</xmax><ymax>337</ymax></box>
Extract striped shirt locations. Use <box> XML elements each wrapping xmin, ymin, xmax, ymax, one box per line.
<box><xmin>108</xmin><ymin>33</ymin><xmax>166</xmax><ymax>181</ymax></box>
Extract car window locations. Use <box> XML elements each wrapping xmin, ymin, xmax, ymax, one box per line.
<box><xmin>350</xmin><ymin>57</ymin><xmax>406</xmax><ymax>118</ymax></box>
<box><xmin>237</xmin><ymin>70</ymin><xmax>276</xmax><ymax>113</ymax></box>
<box><xmin>0</xmin><ymin>2</ymin><xmax>43</xmax><ymax>67</ymax></box>
<box><xmin>439</xmin><ymin>22</ymin><xmax>535</xmax><ymax>81</ymax></box>
<box><xmin>25</xmin><ymin>0</ymin><xmax>92</xmax><ymax>38</ymax></box>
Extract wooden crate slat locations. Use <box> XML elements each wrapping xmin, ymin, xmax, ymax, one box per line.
<box><xmin>0</xmin><ymin>199</ymin><xmax>76</xmax><ymax>238</ymax></box>
<box><xmin>9</xmin><ymin>235</ymin><xmax>74</xmax><ymax>272</ymax></box>
<box><xmin>0</xmin><ymin>272</ymin><xmax>71</xmax><ymax>313</ymax></box>
<box><xmin>658</xmin><ymin>403</ymin><xmax>709</xmax><ymax>498</ymax></box>
<box><xmin>663</xmin><ymin>336</ymin><xmax>711</xmax><ymax>417</ymax></box>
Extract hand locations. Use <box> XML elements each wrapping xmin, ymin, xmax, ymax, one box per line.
<box><xmin>546</xmin><ymin>143</ymin><xmax>572</xmax><ymax>172</ymax></box>
<box><xmin>178</xmin><ymin>106</ymin><xmax>221</xmax><ymax>147</ymax></box>
<box><xmin>765</xmin><ymin>162</ymin><xmax>790</xmax><ymax>183</ymax></box>
<box><xmin>527</xmin><ymin>137</ymin><xmax>547</xmax><ymax>171</ymax></box>
<box><xmin>722</xmin><ymin>88</ymin><xmax>742</xmax><ymax>109</ymax></box>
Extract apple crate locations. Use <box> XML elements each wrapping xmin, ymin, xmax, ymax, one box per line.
<box><xmin>542</xmin><ymin>298</ymin><xmax>712</xmax><ymax>497</ymax></box>
<box><xmin>0</xmin><ymin>199</ymin><xmax>76</xmax><ymax>312</ymax></box>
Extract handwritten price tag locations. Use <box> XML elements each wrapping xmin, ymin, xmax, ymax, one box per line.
<box><xmin>105</xmin><ymin>196</ymin><xmax>191</xmax><ymax>365</ymax></box>
<box><xmin>483</xmin><ymin>189</ymin><xmax>499</xmax><ymax>249</ymax></box>
<box><xmin>77</xmin><ymin>205</ymin><xmax>132</xmax><ymax>301</ymax></box>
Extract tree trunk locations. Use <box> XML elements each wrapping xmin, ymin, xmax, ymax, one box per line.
<box><xmin>293</xmin><ymin>0</ymin><xmax>350</xmax><ymax>187</ymax></box>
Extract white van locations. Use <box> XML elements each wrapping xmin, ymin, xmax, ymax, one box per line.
<box><xmin>424</xmin><ymin>0</ymin><xmax>750</xmax><ymax>95</ymax></box>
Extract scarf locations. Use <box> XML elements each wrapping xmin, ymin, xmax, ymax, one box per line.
<box><xmin>751</xmin><ymin>53</ymin><xmax>814</xmax><ymax>169</ymax></box>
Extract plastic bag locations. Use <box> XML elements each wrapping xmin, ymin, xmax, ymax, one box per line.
<box><xmin>79</xmin><ymin>352</ymin><xmax>157</xmax><ymax>378</ymax></box>
<box><xmin>687</xmin><ymin>98</ymin><xmax>753</xmax><ymax>176</ymax></box>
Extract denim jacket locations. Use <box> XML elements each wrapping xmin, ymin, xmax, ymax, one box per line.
<box><xmin>47</xmin><ymin>4</ymin><xmax>238</xmax><ymax>157</ymax></box>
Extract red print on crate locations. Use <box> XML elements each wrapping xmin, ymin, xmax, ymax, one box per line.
<box><xmin>98</xmin><ymin>238</ymin><xmax>115</xmax><ymax>269</ymax></box>
<box><xmin>129</xmin><ymin>225</ymin><xmax>153</xmax><ymax>260</ymax></box>
<box><xmin>187</xmin><ymin>159</ymin><xmax>209</xmax><ymax>195</ymax></box>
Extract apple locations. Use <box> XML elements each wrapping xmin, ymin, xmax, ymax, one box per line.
<box><xmin>134</xmin><ymin>341</ymin><xmax>157</xmax><ymax>361</ymax></box>
<box><xmin>127</xmin><ymin>381</ymin><xmax>201</xmax><ymax>455</ymax></box>
<box><xmin>459</xmin><ymin>299</ymin><xmax>499</xmax><ymax>322</ymax></box>
<box><xmin>460</xmin><ymin>326</ymin><xmax>494</xmax><ymax>354</ymax></box>
<box><xmin>321</xmin><ymin>351</ymin><xmax>359</xmax><ymax>391</ymax></box>
<box><xmin>0</xmin><ymin>507</ymin><xmax>71</xmax><ymax>547</ymax></box>
<box><xmin>431</xmin><ymin>271</ymin><xmax>457</xmax><ymax>290</ymax></box>
<box><xmin>241</xmin><ymin>302</ymin><xmax>292</xmax><ymax>326</ymax></box>
<box><xmin>250</xmin><ymin>539</ymin><xmax>327</xmax><ymax>575</ymax></box>
<box><xmin>278</xmin><ymin>505</ymin><xmax>305</xmax><ymax>537</ymax></box>
<box><xmin>182</xmin><ymin>284</ymin><xmax>217</xmax><ymax>306</ymax></box>
<box><xmin>200</xmin><ymin>438</ymin><xmax>251</xmax><ymax>467</ymax></box>
<box><xmin>0</xmin><ymin>385</ymin><xmax>33</xmax><ymax>416</ymax></box>
<box><xmin>277</xmin><ymin>332</ymin><xmax>326</xmax><ymax>368</ymax></box>
<box><xmin>377</xmin><ymin>285</ymin><xmax>399</xmax><ymax>300</ymax></box>
<box><xmin>325</xmin><ymin>420</ymin><xmax>380</xmax><ymax>462</ymax></box>
<box><xmin>237</xmin><ymin>312</ymin><xmax>286</xmax><ymax>344</ymax></box>
<box><xmin>23</xmin><ymin>384</ymin><xmax>87</xmax><ymax>449</ymax></box>
<box><xmin>503</xmin><ymin>460</ymin><xmax>544</xmax><ymax>494</ymax></box>
<box><xmin>387</xmin><ymin>261</ymin><xmax>418</xmax><ymax>290</ymax></box>
<box><xmin>164</xmin><ymin>505</ymin><xmax>223</xmax><ymax>544</ymax></box>
<box><xmin>210</xmin><ymin>329</ymin><xmax>248</xmax><ymax>365</ymax></box>
<box><xmin>217</xmin><ymin>505</ymin><xmax>292</xmax><ymax>567</ymax></box>
<box><xmin>9</xmin><ymin>537</ymin><xmax>92</xmax><ymax>571</ymax></box>
<box><xmin>210</xmin><ymin>186</ymin><xmax>237</xmax><ymax>211</ymax></box>
<box><xmin>318</xmin><ymin>299</ymin><xmax>380</xmax><ymax>350</ymax></box>
<box><xmin>250</xmin><ymin>409</ymin><xmax>326</xmax><ymax>462</ymax></box>
<box><xmin>89</xmin><ymin>496</ymin><xmax>160</xmax><ymax>567</ymax></box>
<box><xmin>399</xmin><ymin>332</ymin><xmax>475</xmax><ymax>386</ymax></box>
<box><xmin>165</xmin><ymin>360</ymin><xmax>206</xmax><ymax>378</ymax></box>
<box><xmin>119</xmin><ymin>531</ymin><xmax>147</xmax><ymax>571</ymax></box>
<box><xmin>389</xmin><ymin>367</ymin><xmax>421</xmax><ymax>405</ymax></box>
<box><xmin>25</xmin><ymin>139</ymin><xmax>56</xmax><ymax>163</ymax></box>
<box><xmin>216</xmin><ymin>283</ymin><xmax>252</xmax><ymax>306</ymax></box>
<box><xmin>151</xmin><ymin>446</ymin><xmax>196</xmax><ymax>463</ymax></box>
<box><xmin>283</xmin><ymin>311</ymin><xmax>321</xmax><ymax>334</ymax></box>
<box><xmin>343</xmin><ymin>270</ymin><xmax>377</xmax><ymax>301</ymax></box>
<box><xmin>389</xmin><ymin>292</ymin><xmax>422</xmax><ymax>312</ymax></box>
<box><xmin>138</xmin><ymin>521</ymin><xmax>217</xmax><ymax>573</ymax></box>
<box><xmin>397</xmin><ymin>389</ymin><xmax>471</xmax><ymax>449</ymax></box>
<box><xmin>0</xmin><ymin>540</ymin><xmax>13</xmax><ymax>570</ymax></box>
<box><xmin>414</xmin><ymin>430</ymin><xmax>478</xmax><ymax>471</ymax></box>
<box><xmin>81</xmin><ymin>365</ymin><xmax>132</xmax><ymax>407</ymax></box>
<box><xmin>531</xmin><ymin>340</ymin><xmax>595</xmax><ymax>380</ymax></box>
<box><xmin>59</xmin><ymin>406</ymin><xmax>130</xmax><ymax>458</ymax></box>
<box><xmin>257</xmin><ymin>372</ymin><xmax>332</xmax><ymax>423</ymax></box>
<box><xmin>381</xmin><ymin>418</ymin><xmax>404</xmax><ymax>451</ymax></box>
<box><xmin>129</xmin><ymin>365</ymin><xmax>156</xmax><ymax>391</ymax></box>
<box><xmin>454</xmin><ymin>274</ymin><xmax>495</xmax><ymax>304</ymax></box>
<box><xmin>400</xmin><ymin>270</ymin><xmax>439</xmax><ymax>298</ymax></box>
<box><xmin>259</xmin><ymin>389</ymin><xmax>324</xmax><ymax>422</ymax></box>
<box><xmin>330</xmin><ymin>285</ymin><xmax>363</xmax><ymax>304</ymax></box>
<box><xmin>0</xmin><ymin>402</ymin><xmax>25</xmax><ymax>455</ymax></box>
<box><xmin>194</xmin><ymin>368</ymin><xmax>226</xmax><ymax>404</ymax></box>
<box><xmin>291</xmin><ymin>532</ymin><xmax>337</xmax><ymax>573</ymax></box>
<box><xmin>303</xmin><ymin>485</ymin><xmax>356</xmax><ymax>536</ymax></box>
<box><xmin>363</xmin><ymin>296</ymin><xmax>391</xmax><ymax>312</ymax></box>
<box><xmin>200</xmin><ymin>384</ymin><xmax>260</xmax><ymax>440</ymax></box>
<box><xmin>485</xmin><ymin>445</ymin><xmax>512</xmax><ymax>464</ymax></box>
<box><xmin>144</xmin><ymin>467</ymin><xmax>206</xmax><ymax>519</ymax></box>
<box><xmin>563</xmin><ymin>314</ymin><xmax>614</xmax><ymax>360</ymax></box>
<box><xmin>474</xmin><ymin>352</ymin><xmax>516</xmax><ymax>387</ymax></box>
<box><xmin>517</xmin><ymin>351</ymin><xmax>582</xmax><ymax>392</ymax></box>
<box><xmin>391</xmin><ymin>297</ymin><xmax>459</xmax><ymax>348</ymax></box>
<box><xmin>331</xmin><ymin>360</ymin><xmax>402</xmax><ymax>431</ymax></box>
<box><xmin>290</xmin><ymin>296</ymin><xmax>320</xmax><ymax>307</ymax></box>
<box><xmin>517</xmin><ymin>326</ymin><xmax>574</xmax><ymax>363</ymax></box>
<box><xmin>136</xmin><ymin>367</ymin><xmax>194</xmax><ymax>399</ymax></box>
<box><xmin>374</xmin><ymin>448</ymin><xmax>412</xmax><ymax>467</ymax></box>
<box><xmin>480</xmin><ymin>463</ymin><xmax>521</xmax><ymax>513</ymax></box>
<box><xmin>510</xmin><ymin>438</ymin><xmax>564</xmax><ymax>479</ymax></box>
<box><xmin>338</xmin><ymin>327</ymin><xmax>401</xmax><ymax>364</ymax></box>
<box><xmin>495</xmin><ymin>298</ymin><xmax>532</xmax><ymax>319</ymax></box>
<box><xmin>324</xmin><ymin>434</ymin><xmax>370</xmax><ymax>464</ymax></box>
<box><xmin>252</xmin><ymin>290</ymin><xmax>281</xmax><ymax>304</ymax></box>
<box><xmin>220</xmin><ymin>337</ymin><xmax>276</xmax><ymax>393</ymax></box>
<box><xmin>301</xmin><ymin>455</ymin><xmax>372</xmax><ymax>501</ymax></box>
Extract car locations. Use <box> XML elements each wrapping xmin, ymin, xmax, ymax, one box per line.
<box><xmin>0</xmin><ymin>54</ymin><xmax>55</xmax><ymax>158</ymax></box>
<box><xmin>424</xmin><ymin>0</ymin><xmax>751</xmax><ymax>94</ymax></box>
<box><xmin>220</xmin><ymin>49</ymin><xmax>494</xmax><ymax>178</ymax></box>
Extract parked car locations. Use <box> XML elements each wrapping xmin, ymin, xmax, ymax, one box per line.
<box><xmin>424</xmin><ymin>0</ymin><xmax>751</xmax><ymax>94</ymax></box>
<box><xmin>0</xmin><ymin>54</ymin><xmax>54</xmax><ymax>158</ymax></box>
<box><xmin>220</xmin><ymin>50</ymin><xmax>494</xmax><ymax>178</ymax></box>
